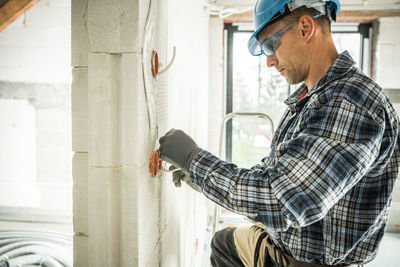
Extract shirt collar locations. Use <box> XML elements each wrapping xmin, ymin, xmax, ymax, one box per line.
<box><xmin>284</xmin><ymin>51</ymin><xmax>356</xmax><ymax>107</ymax></box>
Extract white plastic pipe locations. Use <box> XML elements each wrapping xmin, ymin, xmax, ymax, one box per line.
<box><xmin>7</xmin><ymin>254</ymin><xmax>63</xmax><ymax>267</ymax></box>
<box><xmin>0</xmin><ymin>229</ymin><xmax>72</xmax><ymax>267</ymax></box>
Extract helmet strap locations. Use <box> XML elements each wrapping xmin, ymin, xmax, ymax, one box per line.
<box><xmin>287</xmin><ymin>0</ymin><xmax>335</xmax><ymax>22</ymax></box>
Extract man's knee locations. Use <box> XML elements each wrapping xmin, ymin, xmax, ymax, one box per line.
<box><xmin>210</xmin><ymin>227</ymin><xmax>245</xmax><ymax>267</ymax></box>
<box><xmin>211</xmin><ymin>227</ymin><xmax>236</xmax><ymax>251</ymax></box>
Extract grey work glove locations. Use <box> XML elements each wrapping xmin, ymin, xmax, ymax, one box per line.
<box><xmin>169</xmin><ymin>165</ymin><xmax>202</xmax><ymax>193</ymax></box>
<box><xmin>159</xmin><ymin>129</ymin><xmax>203</xmax><ymax>172</ymax></box>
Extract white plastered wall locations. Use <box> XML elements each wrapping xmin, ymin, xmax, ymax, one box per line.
<box><xmin>376</xmin><ymin>17</ymin><xmax>400</xmax><ymax>233</ymax></box>
<box><xmin>161</xmin><ymin>1</ymin><xmax>210</xmax><ymax>266</ymax></box>
<box><xmin>72</xmin><ymin>0</ymin><xmax>209</xmax><ymax>266</ymax></box>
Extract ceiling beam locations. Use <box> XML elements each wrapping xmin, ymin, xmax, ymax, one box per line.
<box><xmin>338</xmin><ymin>10</ymin><xmax>400</xmax><ymax>21</ymax></box>
<box><xmin>0</xmin><ymin>0</ymin><xmax>38</xmax><ymax>32</ymax></box>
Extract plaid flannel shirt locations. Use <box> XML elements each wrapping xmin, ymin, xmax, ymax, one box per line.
<box><xmin>189</xmin><ymin>51</ymin><xmax>400</xmax><ymax>265</ymax></box>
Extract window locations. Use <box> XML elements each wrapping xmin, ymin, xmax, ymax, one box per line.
<box><xmin>225</xmin><ymin>22</ymin><xmax>372</xmax><ymax>167</ymax></box>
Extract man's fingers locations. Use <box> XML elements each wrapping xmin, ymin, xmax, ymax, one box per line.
<box><xmin>172</xmin><ymin>169</ymin><xmax>187</xmax><ymax>188</ymax></box>
<box><xmin>169</xmin><ymin>165</ymin><xmax>178</xmax><ymax>171</ymax></box>
<box><xmin>159</xmin><ymin>128</ymin><xmax>174</xmax><ymax>146</ymax></box>
<box><xmin>172</xmin><ymin>173</ymin><xmax>182</xmax><ymax>187</ymax></box>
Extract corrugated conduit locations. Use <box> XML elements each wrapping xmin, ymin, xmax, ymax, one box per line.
<box><xmin>0</xmin><ymin>229</ymin><xmax>72</xmax><ymax>267</ymax></box>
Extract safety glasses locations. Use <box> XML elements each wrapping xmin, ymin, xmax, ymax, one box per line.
<box><xmin>259</xmin><ymin>21</ymin><xmax>298</xmax><ymax>56</ymax></box>
<box><xmin>252</xmin><ymin>13</ymin><xmax>322</xmax><ymax>56</ymax></box>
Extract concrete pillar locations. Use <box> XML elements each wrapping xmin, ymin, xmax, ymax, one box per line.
<box><xmin>72</xmin><ymin>0</ymin><xmax>89</xmax><ymax>265</ymax></box>
<box><xmin>72</xmin><ymin>0</ymin><xmax>161</xmax><ymax>266</ymax></box>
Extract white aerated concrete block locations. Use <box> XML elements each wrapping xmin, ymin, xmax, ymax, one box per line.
<box><xmin>88</xmin><ymin>53</ymin><xmax>119</xmax><ymax>166</ymax></box>
<box><xmin>0</xmin><ymin>0</ymin><xmax>71</xmax><ymax>83</ymax></box>
<box><xmin>39</xmin><ymin>183</ymin><xmax>72</xmax><ymax>211</ymax></box>
<box><xmin>72</xmin><ymin>68</ymin><xmax>89</xmax><ymax>152</ymax></box>
<box><xmin>74</xmin><ymin>234</ymin><xmax>89</xmax><ymax>267</ymax></box>
<box><xmin>119</xmin><ymin>53</ymin><xmax>152</xmax><ymax>167</ymax></box>
<box><xmin>137</xmin><ymin>165</ymin><xmax>161</xmax><ymax>266</ymax></box>
<box><xmin>0</xmin><ymin>46</ymin><xmax>22</xmax><ymax>67</ymax></box>
<box><xmin>118</xmin><ymin>167</ymin><xmax>140</xmax><ymax>266</ymax></box>
<box><xmin>73</xmin><ymin>152</ymin><xmax>89</xmax><ymax>235</ymax></box>
<box><xmin>88</xmin><ymin>167</ymin><xmax>121</xmax><ymax>267</ymax></box>
<box><xmin>0</xmin><ymin>99</ymin><xmax>36</xmax><ymax>183</ymax></box>
<box><xmin>36</xmin><ymin>147</ymin><xmax>71</xmax><ymax>183</ymax></box>
<box><xmin>72</xmin><ymin>0</ymin><xmax>89</xmax><ymax>67</ymax></box>
<box><xmin>87</xmin><ymin>0</ymin><xmax>143</xmax><ymax>53</ymax></box>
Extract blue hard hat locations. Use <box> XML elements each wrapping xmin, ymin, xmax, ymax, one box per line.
<box><xmin>248</xmin><ymin>0</ymin><xmax>341</xmax><ymax>56</ymax></box>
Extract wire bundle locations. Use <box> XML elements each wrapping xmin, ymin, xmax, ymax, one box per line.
<box><xmin>204</xmin><ymin>4</ymin><xmax>252</xmax><ymax>19</ymax></box>
<box><xmin>0</xmin><ymin>229</ymin><xmax>72</xmax><ymax>267</ymax></box>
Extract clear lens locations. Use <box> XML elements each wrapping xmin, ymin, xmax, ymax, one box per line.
<box><xmin>261</xmin><ymin>36</ymin><xmax>281</xmax><ymax>56</ymax></box>
<box><xmin>248</xmin><ymin>36</ymin><xmax>263</xmax><ymax>56</ymax></box>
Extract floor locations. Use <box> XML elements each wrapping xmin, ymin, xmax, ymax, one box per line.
<box><xmin>367</xmin><ymin>232</ymin><xmax>400</xmax><ymax>267</ymax></box>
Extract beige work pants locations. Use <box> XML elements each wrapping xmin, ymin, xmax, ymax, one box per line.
<box><xmin>233</xmin><ymin>225</ymin><xmax>356</xmax><ymax>267</ymax></box>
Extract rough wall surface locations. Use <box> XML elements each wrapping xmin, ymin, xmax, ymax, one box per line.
<box><xmin>73</xmin><ymin>0</ymin><xmax>210</xmax><ymax>266</ymax></box>
<box><xmin>73</xmin><ymin>0</ymin><xmax>157</xmax><ymax>265</ymax></box>
<box><xmin>159</xmin><ymin>1</ymin><xmax>210</xmax><ymax>266</ymax></box>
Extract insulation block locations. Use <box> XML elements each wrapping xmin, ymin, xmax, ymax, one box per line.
<box><xmin>88</xmin><ymin>167</ymin><xmax>121</xmax><ymax>267</ymax></box>
<box><xmin>88</xmin><ymin>53</ymin><xmax>119</xmax><ymax>167</ymax></box>
<box><xmin>72</xmin><ymin>0</ymin><xmax>89</xmax><ymax>67</ymax></box>
<box><xmin>136</xmin><ymin>165</ymin><xmax>161</xmax><ymax>266</ymax></box>
<box><xmin>72</xmin><ymin>67</ymin><xmax>89</xmax><ymax>153</ymax></box>
<box><xmin>118</xmin><ymin>166</ymin><xmax>140</xmax><ymax>266</ymax></box>
<box><xmin>119</xmin><ymin>53</ymin><xmax>152</xmax><ymax>167</ymax></box>
<box><xmin>74</xmin><ymin>234</ymin><xmax>89</xmax><ymax>267</ymax></box>
<box><xmin>73</xmin><ymin>152</ymin><xmax>89</xmax><ymax>267</ymax></box>
<box><xmin>73</xmin><ymin>152</ymin><xmax>89</xmax><ymax>235</ymax></box>
<box><xmin>39</xmin><ymin>183</ymin><xmax>72</xmax><ymax>211</ymax></box>
<box><xmin>87</xmin><ymin>0</ymin><xmax>145</xmax><ymax>53</ymax></box>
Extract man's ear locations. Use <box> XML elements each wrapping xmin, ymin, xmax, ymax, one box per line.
<box><xmin>299</xmin><ymin>15</ymin><xmax>315</xmax><ymax>42</ymax></box>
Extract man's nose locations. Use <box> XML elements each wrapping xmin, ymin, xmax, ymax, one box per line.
<box><xmin>266</xmin><ymin>55</ymin><xmax>277</xmax><ymax>68</ymax></box>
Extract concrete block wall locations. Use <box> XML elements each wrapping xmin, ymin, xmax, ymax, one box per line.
<box><xmin>0</xmin><ymin>0</ymin><xmax>71</xmax><ymax>83</ymax></box>
<box><xmin>72</xmin><ymin>0</ymin><xmax>162</xmax><ymax>265</ymax></box>
<box><xmin>376</xmin><ymin>17</ymin><xmax>400</xmax><ymax>232</ymax></box>
<box><xmin>72</xmin><ymin>152</ymin><xmax>89</xmax><ymax>267</ymax></box>
<box><xmin>72</xmin><ymin>0</ymin><xmax>211</xmax><ymax>266</ymax></box>
<box><xmin>0</xmin><ymin>99</ymin><xmax>40</xmax><ymax>207</ymax></box>
<box><xmin>0</xmin><ymin>0</ymin><xmax>72</xmax><ymax>212</ymax></box>
<box><xmin>71</xmin><ymin>0</ymin><xmax>90</xmax><ymax>261</ymax></box>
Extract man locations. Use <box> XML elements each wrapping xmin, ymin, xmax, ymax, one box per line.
<box><xmin>159</xmin><ymin>0</ymin><xmax>400</xmax><ymax>266</ymax></box>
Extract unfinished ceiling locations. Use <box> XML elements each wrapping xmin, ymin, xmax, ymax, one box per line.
<box><xmin>208</xmin><ymin>0</ymin><xmax>400</xmax><ymax>21</ymax></box>
<box><xmin>0</xmin><ymin>0</ymin><xmax>38</xmax><ymax>32</ymax></box>
<box><xmin>340</xmin><ymin>0</ymin><xmax>400</xmax><ymax>10</ymax></box>
<box><xmin>208</xmin><ymin>0</ymin><xmax>400</xmax><ymax>10</ymax></box>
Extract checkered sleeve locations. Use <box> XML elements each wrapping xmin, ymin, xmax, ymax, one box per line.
<box><xmin>189</xmin><ymin>97</ymin><xmax>384</xmax><ymax>231</ymax></box>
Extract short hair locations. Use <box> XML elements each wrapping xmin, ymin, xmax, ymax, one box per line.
<box><xmin>281</xmin><ymin>7</ymin><xmax>331</xmax><ymax>34</ymax></box>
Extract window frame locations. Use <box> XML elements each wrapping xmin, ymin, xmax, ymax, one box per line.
<box><xmin>224</xmin><ymin>21</ymin><xmax>373</xmax><ymax>162</ymax></box>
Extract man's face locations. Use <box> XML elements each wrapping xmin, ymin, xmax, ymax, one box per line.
<box><xmin>258</xmin><ymin>19</ymin><xmax>307</xmax><ymax>85</ymax></box>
